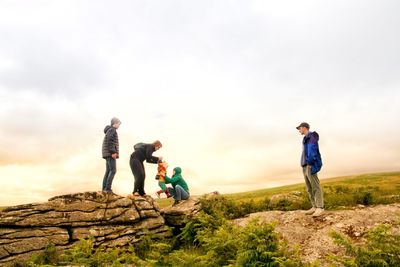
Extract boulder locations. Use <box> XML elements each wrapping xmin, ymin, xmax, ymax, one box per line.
<box><xmin>269</xmin><ymin>191</ymin><xmax>304</xmax><ymax>208</ymax></box>
<box><xmin>0</xmin><ymin>192</ymin><xmax>171</xmax><ymax>266</ymax></box>
<box><xmin>160</xmin><ymin>192</ymin><xmax>220</xmax><ymax>227</ymax></box>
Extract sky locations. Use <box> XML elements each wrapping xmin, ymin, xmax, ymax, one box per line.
<box><xmin>1</xmin><ymin>0</ymin><xmax>399</xmax><ymax>206</ymax></box>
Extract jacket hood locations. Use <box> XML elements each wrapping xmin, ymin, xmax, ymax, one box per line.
<box><xmin>305</xmin><ymin>131</ymin><xmax>319</xmax><ymax>142</ymax></box>
<box><xmin>173</xmin><ymin>167</ymin><xmax>182</xmax><ymax>175</ymax></box>
<box><xmin>311</xmin><ymin>131</ymin><xmax>319</xmax><ymax>141</ymax></box>
<box><xmin>104</xmin><ymin>125</ymin><xmax>112</xmax><ymax>134</ymax></box>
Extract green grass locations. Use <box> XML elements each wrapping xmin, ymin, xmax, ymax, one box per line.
<box><xmin>156</xmin><ymin>171</ymin><xmax>400</xmax><ymax>209</ymax></box>
<box><xmin>225</xmin><ymin>171</ymin><xmax>400</xmax><ymax>203</ymax></box>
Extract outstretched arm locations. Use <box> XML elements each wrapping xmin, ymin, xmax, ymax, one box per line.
<box><xmin>145</xmin><ymin>145</ymin><xmax>159</xmax><ymax>163</ymax></box>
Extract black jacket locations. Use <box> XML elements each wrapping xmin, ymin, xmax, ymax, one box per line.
<box><xmin>102</xmin><ymin>125</ymin><xmax>119</xmax><ymax>159</ymax></box>
<box><xmin>130</xmin><ymin>144</ymin><xmax>159</xmax><ymax>164</ymax></box>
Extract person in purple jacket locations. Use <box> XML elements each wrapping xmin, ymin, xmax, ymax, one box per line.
<box><xmin>297</xmin><ymin>122</ymin><xmax>324</xmax><ymax>217</ymax></box>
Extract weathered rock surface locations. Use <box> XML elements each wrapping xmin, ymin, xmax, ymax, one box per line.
<box><xmin>0</xmin><ymin>192</ymin><xmax>171</xmax><ymax>266</ymax></box>
<box><xmin>160</xmin><ymin>192</ymin><xmax>220</xmax><ymax>227</ymax></box>
<box><xmin>234</xmin><ymin>203</ymin><xmax>400</xmax><ymax>266</ymax></box>
<box><xmin>161</xmin><ymin>199</ymin><xmax>201</xmax><ymax>227</ymax></box>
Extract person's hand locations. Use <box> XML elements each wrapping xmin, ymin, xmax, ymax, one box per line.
<box><xmin>112</xmin><ymin>153</ymin><xmax>118</xmax><ymax>159</ymax></box>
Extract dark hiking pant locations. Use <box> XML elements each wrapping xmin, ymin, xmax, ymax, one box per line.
<box><xmin>130</xmin><ymin>156</ymin><xmax>146</xmax><ymax>196</ymax></box>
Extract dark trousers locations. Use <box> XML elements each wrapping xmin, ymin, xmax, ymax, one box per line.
<box><xmin>102</xmin><ymin>157</ymin><xmax>116</xmax><ymax>192</ymax></box>
<box><xmin>130</xmin><ymin>156</ymin><xmax>146</xmax><ymax>195</ymax></box>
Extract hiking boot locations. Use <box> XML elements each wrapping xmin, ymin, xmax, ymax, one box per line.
<box><xmin>304</xmin><ymin>207</ymin><xmax>316</xmax><ymax>215</ymax></box>
<box><xmin>312</xmin><ymin>208</ymin><xmax>324</xmax><ymax>217</ymax></box>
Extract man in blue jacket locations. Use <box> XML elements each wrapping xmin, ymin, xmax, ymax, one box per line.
<box><xmin>297</xmin><ymin>122</ymin><xmax>324</xmax><ymax>217</ymax></box>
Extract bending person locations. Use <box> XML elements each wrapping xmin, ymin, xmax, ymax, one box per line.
<box><xmin>130</xmin><ymin>141</ymin><xmax>163</xmax><ymax>196</ymax></box>
<box><xmin>165</xmin><ymin>167</ymin><xmax>190</xmax><ymax>205</ymax></box>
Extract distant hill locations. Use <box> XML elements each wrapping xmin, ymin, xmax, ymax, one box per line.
<box><xmin>225</xmin><ymin>171</ymin><xmax>400</xmax><ymax>202</ymax></box>
<box><xmin>157</xmin><ymin>171</ymin><xmax>400</xmax><ymax>208</ymax></box>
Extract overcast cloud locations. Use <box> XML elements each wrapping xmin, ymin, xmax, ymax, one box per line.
<box><xmin>1</xmin><ymin>0</ymin><xmax>399</xmax><ymax>206</ymax></box>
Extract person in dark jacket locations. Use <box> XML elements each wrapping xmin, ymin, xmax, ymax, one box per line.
<box><xmin>102</xmin><ymin>117</ymin><xmax>121</xmax><ymax>193</ymax></box>
<box><xmin>297</xmin><ymin>122</ymin><xmax>324</xmax><ymax>217</ymax></box>
<box><xmin>130</xmin><ymin>140</ymin><xmax>163</xmax><ymax>196</ymax></box>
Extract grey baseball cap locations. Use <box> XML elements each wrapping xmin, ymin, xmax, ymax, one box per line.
<box><xmin>296</xmin><ymin>122</ymin><xmax>310</xmax><ymax>130</ymax></box>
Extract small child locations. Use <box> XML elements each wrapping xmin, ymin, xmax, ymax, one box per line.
<box><xmin>155</xmin><ymin>160</ymin><xmax>171</xmax><ymax>198</ymax></box>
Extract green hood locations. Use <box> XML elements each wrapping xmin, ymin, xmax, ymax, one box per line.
<box><xmin>173</xmin><ymin>167</ymin><xmax>182</xmax><ymax>175</ymax></box>
<box><xmin>164</xmin><ymin>166</ymin><xmax>189</xmax><ymax>191</ymax></box>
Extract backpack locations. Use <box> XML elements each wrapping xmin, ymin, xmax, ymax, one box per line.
<box><xmin>134</xmin><ymin>142</ymin><xmax>146</xmax><ymax>151</ymax></box>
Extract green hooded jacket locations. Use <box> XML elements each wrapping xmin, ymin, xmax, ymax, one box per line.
<box><xmin>164</xmin><ymin>167</ymin><xmax>189</xmax><ymax>191</ymax></box>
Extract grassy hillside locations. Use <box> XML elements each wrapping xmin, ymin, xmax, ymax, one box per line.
<box><xmin>156</xmin><ymin>171</ymin><xmax>400</xmax><ymax>209</ymax></box>
<box><xmin>225</xmin><ymin>171</ymin><xmax>400</xmax><ymax>202</ymax></box>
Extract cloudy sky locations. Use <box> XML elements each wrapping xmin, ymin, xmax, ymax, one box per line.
<box><xmin>1</xmin><ymin>0</ymin><xmax>399</xmax><ymax>206</ymax></box>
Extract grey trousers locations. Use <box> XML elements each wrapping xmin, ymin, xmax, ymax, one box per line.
<box><xmin>302</xmin><ymin>166</ymin><xmax>324</xmax><ymax>208</ymax></box>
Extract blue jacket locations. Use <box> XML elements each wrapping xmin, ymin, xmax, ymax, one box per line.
<box><xmin>301</xmin><ymin>131</ymin><xmax>323</xmax><ymax>174</ymax></box>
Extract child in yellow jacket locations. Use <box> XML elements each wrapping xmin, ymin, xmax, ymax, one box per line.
<box><xmin>155</xmin><ymin>160</ymin><xmax>171</xmax><ymax>198</ymax></box>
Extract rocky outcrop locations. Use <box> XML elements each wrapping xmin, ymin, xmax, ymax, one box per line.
<box><xmin>160</xmin><ymin>192</ymin><xmax>220</xmax><ymax>227</ymax></box>
<box><xmin>0</xmin><ymin>192</ymin><xmax>171</xmax><ymax>266</ymax></box>
<box><xmin>161</xmin><ymin>198</ymin><xmax>201</xmax><ymax>227</ymax></box>
<box><xmin>3</xmin><ymin>190</ymin><xmax>398</xmax><ymax>267</ymax></box>
<box><xmin>234</xmin><ymin>203</ymin><xmax>400</xmax><ymax>266</ymax></box>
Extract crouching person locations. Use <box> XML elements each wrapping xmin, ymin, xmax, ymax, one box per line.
<box><xmin>165</xmin><ymin>167</ymin><xmax>190</xmax><ymax>206</ymax></box>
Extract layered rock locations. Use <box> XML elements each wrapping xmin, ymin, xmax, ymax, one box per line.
<box><xmin>161</xmin><ymin>198</ymin><xmax>201</xmax><ymax>227</ymax></box>
<box><xmin>160</xmin><ymin>192</ymin><xmax>221</xmax><ymax>227</ymax></box>
<box><xmin>0</xmin><ymin>192</ymin><xmax>171</xmax><ymax>265</ymax></box>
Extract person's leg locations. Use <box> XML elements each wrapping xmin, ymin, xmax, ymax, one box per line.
<box><xmin>164</xmin><ymin>189</ymin><xmax>171</xmax><ymax>198</ymax></box>
<box><xmin>143</xmin><ymin>164</ymin><xmax>147</xmax><ymax>195</ymax></box>
<box><xmin>105</xmin><ymin>157</ymin><xmax>116</xmax><ymax>191</ymax></box>
<box><xmin>130</xmin><ymin>157</ymin><xmax>139</xmax><ymax>194</ymax></box>
<box><xmin>102</xmin><ymin>158</ymin><xmax>110</xmax><ymax>191</ymax></box>
<box><xmin>175</xmin><ymin>185</ymin><xmax>189</xmax><ymax>200</ymax></box>
<box><xmin>308</xmin><ymin>169</ymin><xmax>324</xmax><ymax>208</ymax></box>
<box><xmin>303</xmin><ymin>166</ymin><xmax>316</xmax><ymax>207</ymax></box>
<box><xmin>138</xmin><ymin>163</ymin><xmax>146</xmax><ymax>196</ymax></box>
<box><xmin>173</xmin><ymin>185</ymin><xmax>189</xmax><ymax>201</ymax></box>
<box><xmin>168</xmin><ymin>187</ymin><xmax>176</xmax><ymax>199</ymax></box>
<box><xmin>130</xmin><ymin>158</ymin><xmax>145</xmax><ymax>195</ymax></box>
